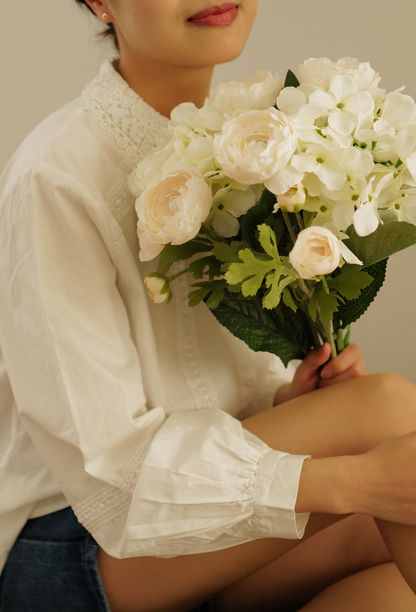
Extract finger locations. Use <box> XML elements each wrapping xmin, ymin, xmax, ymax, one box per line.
<box><xmin>318</xmin><ymin>357</ymin><xmax>368</xmax><ymax>387</ymax></box>
<box><xmin>295</xmin><ymin>343</ymin><xmax>331</xmax><ymax>383</ymax></box>
<box><xmin>320</xmin><ymin>343</ymin><xmax>363</xmax><ymax>380</ymax></box>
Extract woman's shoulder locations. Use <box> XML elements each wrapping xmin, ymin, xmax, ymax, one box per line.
<box><xmin>0</xmin><ymin>59</ymin><xmax>170</xmax><ymax>199</ymax></box>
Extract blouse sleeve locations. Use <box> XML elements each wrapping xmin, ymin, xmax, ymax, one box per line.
<box><xmin>0</xmin><ymin>162</ymin><xmax>310</xmax><ymax>559</ymax></box>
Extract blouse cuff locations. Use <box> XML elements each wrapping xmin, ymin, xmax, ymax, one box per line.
<box><xmin>254</xmin><ymin>449</ymin><xmax>310</xmax><ymax>539</ymax></box>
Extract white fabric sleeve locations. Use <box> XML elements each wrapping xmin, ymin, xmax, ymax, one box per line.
<box><xmin>0</xmin><ymin>163</ymin><xmax>310</xmax><ymax>559</ymax></box>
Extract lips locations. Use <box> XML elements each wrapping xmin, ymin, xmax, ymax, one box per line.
<box><xmin>188</xmin><ymin>4</ymin><xmax>239</xmax><ymax>25</ymax></box>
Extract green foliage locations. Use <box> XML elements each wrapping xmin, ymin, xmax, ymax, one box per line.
<box><xmin>157</xmin><ymin>241</ymin><xmax>211</xmax><ymax>275</ymax></box>
<box><xmin>225</xmin><ymin>249</ymin><xmax>276</xmax><ymax>297</ymax></box>
<box><xmin>211</xmin><ymin>241</ymin><xmax>250</xmax><ymax>263</ymax></box>
<box><xmin>188</xmin><ymin>256</ymin><xmax>221</xmax><ymax>281</ymax></box>
<box><xmin>308</xmin><ymin>286</ymin><xmax>339</xmax><ymax>326</ymax></box>
<box><xmin>328</xmin><ymin>265</ymin><xmax>374</xmax><ymax>300</ymax></box>
<box><xmin>239</xmin><ymin>189</ymin><xmax>276</xmax><ymax>248</ymax></box>
<box><xmin>284</xmin><ymin>69</ymin><xmax>301</xmax><ymax>89</ymax></box>
<box><xmin>188</xmin><ymin>279</ymin><xmax>227</xmax><ymax>309</ymax></box>
<box><xmin>282</xmin><ymin>288</ymin><xmax>298</xmax><ymax>312</ymax></box>
<box><xmin>209</xmin><ymin>290</ymin><xmax>313</xmax><ymax>367</ymax></box>
<box><xmin>346</xmin><ymin>222</ymin><xmax>416</xmax><ymax>266</ymax></box>
<box><xmin>225</xmin><ymin>224</ymin><xmax>284</xmax><ymax>299</ymax></box>
<box><xmin>337</xmin><ymin>259</ymin><xmax>388</xmax><ymax>326</ymax></box>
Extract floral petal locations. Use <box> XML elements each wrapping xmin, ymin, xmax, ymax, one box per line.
<box><xmin>265</xmin><ymin>164</ymin><xmax>304</xmax><ymax>195</ymax></box>
<box><xmin>329</xmin><ymin>75</ymin><xmax>357</xmax><ymax>102</ymax></box>
<box><xmin>317</xmin><ymin>163</ymin><xmax>347</xmax><ymax>191</ymax></box>
<box><xmin>212</xmin><ymin>211</ymin><xmax>240</xmax><ymax>238</ymax></box>
<box><xmin>345</xmin><ymin>91</ymin><xmax>375</xmax><ymax>117</ymax></box>
<box><xmin>277</xmin><ymin>87</ymin><xmax>307</xmax><ymax>114</ymax></box>
<box><xmin>308</xmin><ymin>90</ymin><xmax>336</xmax><ymax>111</ymax></box>
<box><xmin>339</xmin><ymin>241</ymin><xmax>363</xmax><ymax>265</ymax></box>
<box><xmin>407</xmin><ymin>152</ymin><xmax>416</xmax><ymax>182</ymax></box>
<box><xmin>328</xmin><ymin>108</ymin><xmax>357</xmax><ymax>136</ymax></box>
<box><xmin>352</xmin><ymin>202</ymin><xmax>380</xmax><ymax>236</ymax></box>
<box><xmin>382</xmin><ymin>92</ymin><xmax>416</xmax><ymax>130</ymax></box>
<box><xmin>332</xmin><ymin>202</ymin><xmax>355</xmax><ymax>230</ymax></box>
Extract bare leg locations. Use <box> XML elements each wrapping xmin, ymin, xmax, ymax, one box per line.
<box><xmin>98</xmin><ymin>373</ymin><xmax>416</xmax><ymax>612</ymax></box>
<box><xmin>214</xmin><ymin>514</ymin><xmax>391</xmax><ymax>612</ymax></box>
<box><xmin>298</xmin><ymin>563</ymin><xmax>416</xmax><ymax>612</ymax></box>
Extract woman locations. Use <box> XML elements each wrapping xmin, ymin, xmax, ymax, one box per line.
<box><xmin>1</xmin><ymin>1</ymin><xmax>416</xmax><ymax>611</ymax></box>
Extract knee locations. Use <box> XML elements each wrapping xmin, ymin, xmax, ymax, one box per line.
<box><xmin>365</xmin><ymin>372</ymin><xmax>416</xmax><ymax>435</ymax></box>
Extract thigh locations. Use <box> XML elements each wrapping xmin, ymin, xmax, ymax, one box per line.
<box><xmin>98</xmin><ymin>373</ymin><xmax>416</xmax><ymax>612</ymax></box>
<box><xmin>213</xmin><ymin>514</ymin><xmax>392</xmax><ymax>612</ymax></box>
<box><xmin>298</xmin><ymin>562</ymin><xmax>416</xmax><ymax>612</ymax></box>
<box><xmin>0</xmin><ymin>508</ymin><xmax>110</xmax><ymax>612</ymax></box>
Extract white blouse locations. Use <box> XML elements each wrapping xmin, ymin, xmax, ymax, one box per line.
<box><xmin>0</xmin><ymin>60</ymin><xmax>309</xmax><ymax>573</ymax></box>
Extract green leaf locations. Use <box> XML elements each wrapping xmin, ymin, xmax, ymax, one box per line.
<box><xmin>309</xmin><ymin>286</ymin><xmax>339</xmax><ymax>326</ymax></box>
<box><xmin>209</xmin><ymin>290</ymin><xmax>313</xmax><ymax>366</ymax></box>
<box><xmin>258</xmin><ymin>224</ymin><xmax>281</xmax><ymax>264</ymax></box>
<box><xmin>338</xmin><ymin>259</ymin><xmax>388</xmax><ymax>326</ymax></box>
<box><xmin>211</xmin><ymin>240</ymin><xmax>250</xmax><ymax>263</ymax></box>
<box><xmin>188</xmin><ymin>285</ymin><xmax>213</xmax><ymax>307</ymax></box>
<box><xmin>284</xmin><ymin>69</ymin><xmax>300</xmax><ymax>89</ymax></box>
<box><xmin>262</xmin><ymin>272</ymin><xmax>282</xmax><ymax>310</ymax></box>
<box><xmin>157</xmin><ymin>241</ymin><xmax>212</xmax><ymax>275</ymax></box>
<box><xmin>225</xmin><ymin>249</ymin><xmax>276</xmax><ymax>297</ymax></box>
<box><xmin>328</xmin><ymin>265</ymin><xmax>374</xmax><ymax>300</ymax></box>
<box><xmin>282</xmin><ymin>288</ymin><xmax>298</xmax><ymax>312</ymax></box>
<box><xmin>240</xmin><ymin>189</ymin><xmax>276</xmax><ymax>249</ymax></box>
<box><xmin>188</xmin><ymin>256</ymin><xmax>221</xmax><ymax>281</ymax></box>
<box><xmin>346</xmin><ymin>222</ymin><xmax>416</xmax><ymax>267</ymax></box>
<box><xmin>206</xmin><ymin>287</ymin><xmax>225</xmax><ymax>309</ymax></box>
<box><xmin>303</xmin><ymin>210</ymin><xmax>316</xmax><ymax>228</ymax></box>
<box><xmin>189</xmin><ymin>279</ymin><xmax>227</xmax><ymax>309</ymax></box>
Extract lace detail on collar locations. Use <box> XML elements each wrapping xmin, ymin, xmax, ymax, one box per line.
<box><xmin>82</xmin><ymin>60</ymin><xmax>170</xmax><ymax>226</ymax></box>
<box><xmin>82</xmin><ymin>59</ymin><xmax>169</xmax><ymax>158</ymax></box>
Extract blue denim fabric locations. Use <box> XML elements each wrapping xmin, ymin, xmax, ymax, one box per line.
<box><xmin>0</xmin><ymin>507</ymin><xmax>215</xmax><ymax>612</ymax></box>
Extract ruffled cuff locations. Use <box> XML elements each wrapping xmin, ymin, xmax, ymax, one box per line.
<box><xmin>254</xmin><ymin>449</ymin><xmax>310</xmax><ymax>539</ymax></box>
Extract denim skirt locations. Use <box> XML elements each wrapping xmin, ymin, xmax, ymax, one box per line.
<box><xmin>0</xmin><ymin>507</ymin><xmax>214</xmax><ymax>612</ymax></box>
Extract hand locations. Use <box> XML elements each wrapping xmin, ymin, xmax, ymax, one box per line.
<box><xmin>274</xmin><ymin>342</ymin><xmax>368</xmax><ymax>405</ymax></box>
<box><xmin>347</xmin><ymin>432</ymin><xmax>416</xmax><ymax>525</ymax></box>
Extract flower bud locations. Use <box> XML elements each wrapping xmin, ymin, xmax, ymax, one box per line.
<box><xmin>144</xmin><ymin>276</ymin><xmax>169</xmax><ymax>304</ymax></box>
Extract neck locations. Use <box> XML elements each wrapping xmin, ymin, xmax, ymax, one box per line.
<box><xmin>116</xmin><ymin>53</ymin><xmax>214</xmax><ymax>118</ymax></box>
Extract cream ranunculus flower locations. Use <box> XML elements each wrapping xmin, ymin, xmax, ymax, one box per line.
<box><xmin>135</xmin><ymin>166</ymin><xmax>212</xmax><ymax>262</ymax></box>
<box><xmin>214</xmin><ymin>109</ymin><xmax>302</xmax><ymax>195</ymax></box>
<box><xmin>289</xmin><ymin>226</ymin><xmax>342</xmax><ymax>278</ymax></box>
<box><xmin>143</xmin><ymin>276</ymin><xmax>169</xmax><ymax>304</ymax></box>
<box><xmin>209</xmin><ymin>71</ymin><xmax>283</xmax><ymax>116</ymax></box>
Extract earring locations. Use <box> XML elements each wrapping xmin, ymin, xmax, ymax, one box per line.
<box><xmin>102</xmin><ymin>12</ymin><xmax>108</xmax><ymax>21</ymax></box>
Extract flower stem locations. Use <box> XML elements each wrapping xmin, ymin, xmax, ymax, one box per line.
<box><xmin>168</xmin><ymin>268</ymin><xmax>189</xmax><ymax>282</ymax></box>
<box><xmin>281</xmin><ymin>210</ymin><xmax>298</xmax><ymax>245</ymax></box>
<box><xmin>295</xmin><ymin>211</ymin><xmax>305</xmax><ymax>231</ymax></box>
<box><xmin>323</xmin><ymin>322</ymin><xmax>338</xmax><ymax>359</ymax></box>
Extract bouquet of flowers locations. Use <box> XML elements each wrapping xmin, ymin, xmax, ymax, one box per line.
<box><xmin>128</xmin><ymin>57</ymin><xmax>416</xmax><ymax>366</ymax></box>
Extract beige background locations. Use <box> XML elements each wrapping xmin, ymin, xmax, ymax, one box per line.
<box><xmin>1</xmin><ymin>0</ymin><xmax>416</xmax><ymax>381</ymax></box>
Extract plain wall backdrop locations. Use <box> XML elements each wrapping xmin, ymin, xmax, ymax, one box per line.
<box><xmin>1</xmin><ymin>0</ymin><xmax>416</xmax><ymax>381</ymax></box>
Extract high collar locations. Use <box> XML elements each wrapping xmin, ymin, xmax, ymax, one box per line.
<box><xmin>82</xmin><ymin>59</ymin><xmax>170</xmax><ymax>159</ymax></box>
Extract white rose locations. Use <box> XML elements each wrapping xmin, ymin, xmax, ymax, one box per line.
<box><xmin>299</xmin><ymin>57</ymin><xmax>380</xmax><ymax>92</ymax></box>
<box><xmin>136</xmin><ymin>166</ymin><xmax>212</xmax><ymax>261</ymax></box>
<box><xmin>214</xmin><ymin>109</ymin><xmax>302</xmax><ymax>195</ymax></box>
<box><xmin>209</xmin><ymin>70</ymin><xmax>283</xmax><ymax>115</ymax></box>
<box><xmin>144</xmin><ymin>277</ymin><xmax>168</xmax><ymax>304</ymax></box>
<box><xmin>289</xmin><ymin>226</ymin><xmax>342</xmax><ymax>278</ymax></box>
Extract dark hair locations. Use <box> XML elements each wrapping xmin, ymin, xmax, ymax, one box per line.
<box><xmin>74</xmin><ymin>0</ymin><xmax>119</xmax><ymax>50</ymax></box>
